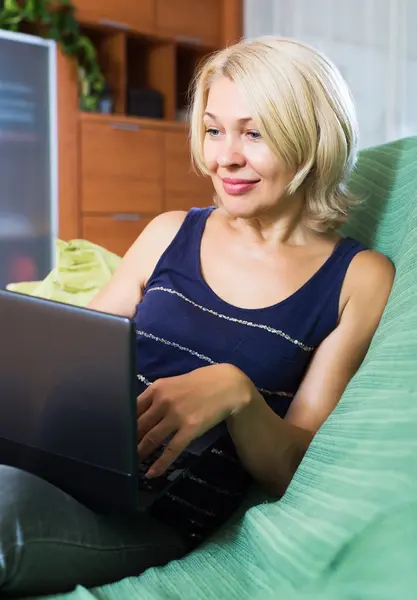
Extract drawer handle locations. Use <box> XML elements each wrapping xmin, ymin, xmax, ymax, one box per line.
<box><xmin>111</xmin><ymin>122</ymin><xmax>141</xmax><ymax>132</ymax></box>
<box><xmin>112</xmin><ymin>214</ymin><xmax>142</xmax><ymax>222</ymax></box>
<box><xmin>175</xmin><ymin>35</ymin><xmax>203</xmax><ymax>46</ymax></box>
<box><xmin>99</xmin><ymin>18</ymin><xmax>130</xmax><ymax>30</ymax></box>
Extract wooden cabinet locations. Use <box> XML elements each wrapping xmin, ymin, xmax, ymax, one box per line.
<box><xmin>55</xmin><ymin>1</ymin><xmax>242</xmax><ymax>244</ymax></box>
<box><xmin>80</xmin><ymin>119</ymin><xmax>164</xmax><ymax>214</ymax></box>
<box><xmin>156</xmin><ymin>0</ymin><xmax>221</xmax><ymax>47</ymax></box>
<box><xmin>125</xmin><ymin>0</ymin><xmax>155</xmax><ymax>33</ymax></box>
<box><xmin>72</xmin><ymin>0</ymin><xmax>155</xmax><ymax>33</ymax></box>
<box><xmin>72</xmin><ymin>0</ymin><xmax>130</xmax><ymax>27</ymax></box>
<box><xmin>82</xmin><ymin>214</ymin><xmax>155</xmax><ymax>257</ymax></box>
<box><xmin>164</xmin><ymin>130</ymin><xmax>214</xmax><ymax>211</ymax></box>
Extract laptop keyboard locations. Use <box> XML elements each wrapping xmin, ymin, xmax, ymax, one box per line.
<box><xmin>137</xmin><ymin>446</ymin><xmax>194</xmax><ymax>493</ymax></box>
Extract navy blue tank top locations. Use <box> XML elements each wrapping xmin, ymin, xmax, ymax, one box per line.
<box><xmin>133</xmin><ymin>206</ymin><xmax>366</xmax><ymax>545</ymax></box>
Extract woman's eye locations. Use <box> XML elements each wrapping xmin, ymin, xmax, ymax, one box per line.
<box><xmin>206</xmin><ymin>127</ymin><xmax>221</xmax><ymax>137</ymax></box>
<box><xmin>247</xmin><ymin>130</ymin><xmax>261</xmax><ymax>140</ymax></box>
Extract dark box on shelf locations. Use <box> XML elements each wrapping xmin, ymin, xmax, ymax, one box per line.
<box><xmin>126</xmin><ymin>88</ymin><xmax>164</xmax><ymax>119</ymax></box>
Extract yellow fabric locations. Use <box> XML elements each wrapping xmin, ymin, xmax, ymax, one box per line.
<box><xmin>6</xmin><ymin>239</ymin><xmax>121</xmax><ymax>307</ymax></box>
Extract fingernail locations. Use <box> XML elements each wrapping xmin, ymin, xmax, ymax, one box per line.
<box><xmin>145</xmin><ymin>469</ymin><xmax>156</xmax><ymax>479</ymax></box>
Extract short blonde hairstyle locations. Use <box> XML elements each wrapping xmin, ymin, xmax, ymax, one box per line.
<box><xmin>189</xmin><ymin>36</ymin><xmax>359</xmax><ymax>231</ymax></box>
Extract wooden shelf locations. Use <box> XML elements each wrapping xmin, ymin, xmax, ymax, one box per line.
<box><xmin>155</xmin><ymin>0</ymin><xmax>221</xmax><ymax>47</ymax></box>
<box><xmin>72</xmin><ymin>0</ymin><xmax>155</xmax><ymax>36</ymax></box>
<box><xmin>79</xmin><ymin>18</ymin><xmax>218</xmax><ymax>52</ymax></box>
<box><xmin>74</xmin><ymin>0</ymin><xmax>224</xmax><ymax>51</ymax></box>
<box><xmin>79</xmin><ymin>111</ymin><xmax>187</xmax><ymax>131</ymax></box>
<box><xmin>126</xmin><ymin>36</ymin><xmax>176</xmax><ymax>120</ymax></box>
<box><xmin>175</xmin><ymin>44</ymin><xmax>208</xmax><ymax>120</ymax></box>
<box><xmin>80</xmin><ymin>25</ymin><xmax>214</xmax><ymax>123</ymax></box>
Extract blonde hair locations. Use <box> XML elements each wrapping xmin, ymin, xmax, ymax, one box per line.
<box><xmin>189</xmin><ymin>36</ymin><xmax>359</xmax><ymax>231</ymax></box>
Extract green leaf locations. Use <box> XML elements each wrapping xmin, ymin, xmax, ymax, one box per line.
<box><xmin>77</xmin><ymin>35</ymin><xmax>98</xmax><ymax>61</ymax></box>
<box><xmin>25</xmin><ymin>0</ymin><xmax>36</xmax><ymax>21</ymax></box>
<box><xmin>92</xmin><ymin>81</ymin><xmax>105</xmax><ymax>93</ymax></box>
<box><xmin>32</xmin><ymin>0</ymin><xmax>50</xmax><ymax>20</ymax></box>
<box><xmin>0</xmin><ymin>8</ymin><xmax>21</xmax><ymax>20</ymax></box>
<box><xmin>4</xmin><ymin>0</ymin><xmax>20</xmax><ymax>10</ymax></box>
<box><xmin>56</xmin><ymin>9</ymin><xmax>79</xmax><ymax>36</ymax></box>
<box><xmin>47</xmin><ymin>24</ymin><xmax>58</xmax><ymax>40</ymax></box>
<box><xmin>0</xmin><ymin>12</ymin><xmax>23</xmax><ymax>27</ymax></box>
<box><xmin>61</xmin><ymin>39</ymin><xmax>77</xmax><ymax>55</ymax></box>
<box><xmin>40</xmin><ymin>12</ymin><xmax>52</xmax><ymax>24</ymax></box>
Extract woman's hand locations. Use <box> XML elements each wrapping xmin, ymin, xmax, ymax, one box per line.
<box><xmin>137</xmin><ymin>363</ymin><xmax>256</xmax><ymax>478</ymax></box>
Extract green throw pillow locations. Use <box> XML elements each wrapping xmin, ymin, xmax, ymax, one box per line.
<box><xmin>6</xmin><ymin>239</ymin><xmax>121</xmax><ymax>307</ymax></box>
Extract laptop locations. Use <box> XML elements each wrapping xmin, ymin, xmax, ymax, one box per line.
<box><xmin>0</xmin><ymin>289</ymin><xmax>223</xmax><ymax>514</ymax></box>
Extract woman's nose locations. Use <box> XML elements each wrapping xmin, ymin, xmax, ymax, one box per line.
<box><xmin>217</xmin><ymin>138</ymin><xmax>246</xmax><ymax>168</ymax></box>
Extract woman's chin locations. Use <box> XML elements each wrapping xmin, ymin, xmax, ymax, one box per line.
<box><xmin>217</xmin><ymin>195</ymin><xmax>264</xmax><ymax>219</ymax></box>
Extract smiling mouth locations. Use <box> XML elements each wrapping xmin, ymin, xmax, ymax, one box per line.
<box><xmin>221</xmin><ymin>178</ymin><xmax>260</xmax><ymax>195</ymax></box>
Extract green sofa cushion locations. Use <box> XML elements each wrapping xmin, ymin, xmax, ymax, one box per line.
<box><xmin>42</xmin><ymin>137</ymin><xmax>417</xmax><ymax>600</ymax></box>
<box><xmin>6</xmin><ymin>239</ymin><xmax>121</xmax><ymax>307</ymax></box>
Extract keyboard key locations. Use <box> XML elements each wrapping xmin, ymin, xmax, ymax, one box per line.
<box><xmin>138</xmin><ymin>475</ymin><xmax>168</xmax><ymax>493</ymax></box>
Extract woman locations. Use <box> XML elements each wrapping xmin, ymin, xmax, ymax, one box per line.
<box><xmin>0</xmin><ymin>37</ymin><xmax>394</xmax><ymax>595</ymax></box>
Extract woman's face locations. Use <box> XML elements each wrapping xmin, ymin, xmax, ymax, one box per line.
<box><xmin>203</xmin><ymin>77</ymin><xmax>299</xmax><ymax>220</ymax></box>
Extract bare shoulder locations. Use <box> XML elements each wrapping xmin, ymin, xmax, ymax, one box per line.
<box><xmin>87</xmin><ymin>211</ymin><xmax>187</xmax><ymax>316</ymax></box>
<box><xmin>134</xmin><ymin>210</ymin><xmax>188</xmax><ymax>247</ymax></box>
<box><xmin>129</xmin><ymin>210</ymin><xmax>188</xmax><ymax>283</ymax></box>
<box><xmin>348</xmin><ymin>249</ymin><xmax>395</xmax><ymax>290</ymax></box>
<box><xmin>342</xmin><ymin>248</ymin><xmax>396</xmax><ymax>317</ymax></box>
<box><xmin>128</xmin><ymin>210</ymin><xmax>187</xmax><ymax>263</ymax></box>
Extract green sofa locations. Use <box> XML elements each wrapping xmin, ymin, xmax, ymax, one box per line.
<box><xmin>33</xmin><ymin>136</ymin><xmax>417</xmax><ymax>599</ymax></box>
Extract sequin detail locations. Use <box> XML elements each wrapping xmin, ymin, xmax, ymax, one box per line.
<box><xmin>136</xmin><ymin>329</ymin><xmax>215</xmax><ymax>364</ymax></box>
<box><xmin>137</xmin><ymin>373</ymin><xmax>152</xmax><ymax>387</ymax></box>
<box><xmin>135</xmin><ymin>333</ymin><xmax>294</xmax><ymax>399</ymax></box>
<box><xmin>147</xmin><ymin>286</ymin><xmax>314</xmax><ymax>352</ymax></box>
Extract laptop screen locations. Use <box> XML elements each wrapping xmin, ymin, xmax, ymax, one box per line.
<box><xmin>0</xmin><ymin>291</ymin><xmax>137</xmax><ymax>475</ymax></box>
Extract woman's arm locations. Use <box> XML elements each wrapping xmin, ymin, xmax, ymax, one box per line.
<box><xmin>227</xmin><ymin>250</ymin><xmax>395</xmax><ymax>496</ymax></box>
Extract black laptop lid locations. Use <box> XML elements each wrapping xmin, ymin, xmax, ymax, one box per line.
<box><xmin>0</xmin><ymin>290</ymin><xmax>138</xmax><ymax>479</ymax></box>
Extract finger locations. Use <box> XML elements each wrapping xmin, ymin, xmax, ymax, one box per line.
<box><xmin>146</xmin><ymin>429</ymin><xmax>193</xmax><ymax>479</ymax></box>
<box><xmin>137</xmin><ymin>403</ymin><xmax>164</xmax><ymax>441</ymax></box>
<box><xmin>137</xmin><ymin>420</ymin><xmax>176</xmax><ymax>461</ymax></box>
<box><xmin>136</xmin><ymin>387</ymin><xmax>153</xmax><ymax>416</ymax></box>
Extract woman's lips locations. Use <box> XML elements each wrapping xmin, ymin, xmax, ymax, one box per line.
<box><xmin>221</xmin><ymin>178</ymin><xmax>260</xmax><ymax>195</ymax></box>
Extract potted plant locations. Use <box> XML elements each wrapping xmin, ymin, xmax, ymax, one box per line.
<box><xmin>0</xmin><ymin>0</ymin><xmax>105</xmax><ymax>111</ymax></box>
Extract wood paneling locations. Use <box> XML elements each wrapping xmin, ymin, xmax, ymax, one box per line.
<box><xmin>99</xmin><ymin>32</ymin><xmax>127</xmax><ymax>114</ymax></box>
<box><xmin>72</xmin><ymin>0</ymin><xmax>155</xmax><ymax>34</ymax></box>
<box><xmin>148</xmin><ymin>43</ymin><xmax>176</xmax><ymax>121</ymax></box>
<box><xmin>221</xmin><ymin>0</ymin><xmax>243</xmax><ymax>46</ymax></box>
<box><xmin>156</xmin><ymin>0</ymin><xmax>221</xmax><ymax>47</ymax></box>
<box><xmin>126</xmin><ymin>0</ymin><xmax>155</xmax><ymax>33</ymax></box>
<box><xmin>164</xmin><ymin>130</ymin><xmax>213</xmax><ymax>211</ymax></box>
<box><xmin>82</xmin><ymin>214</ymin><xmax>155</xmax><ymax>256</ymax></box>
<box><xmin>57</xmin><ymin>47</ymin><xmax>80</xmax><ymax>240</ymax></box>
<box><xmin>80</xmin><ymin>120</ymin><xmax>164</xmax><ymax>213</ymax></box>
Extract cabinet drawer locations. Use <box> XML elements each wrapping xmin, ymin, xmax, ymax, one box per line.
<box><xmin>156</xmin><ymin>0</ymin><xmax>220</xmax><ymax>47</ymax></box>
<box><xmin>164</xmin><ymin>131</ymin><xmax>214</xmax><ymax>211</ymax></box>
<box><xmin>82</xmin><ymin>214</ymin><xmax>156</xmax><ymax>257</ymax></box>
<box><xmin>72</xmin><ymin>0</ymin><xmax>154</xmax><ymax>31</ymax></box>
<box><xmin>81</xmin><ymin>120</ymin><xmax>164</xmax><ymax>214</ymax></box>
